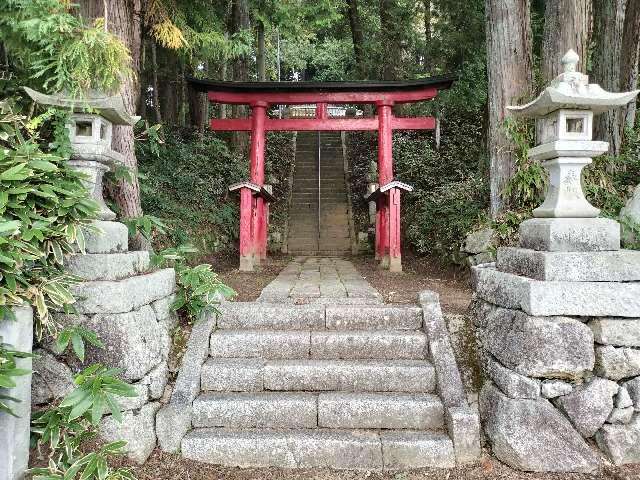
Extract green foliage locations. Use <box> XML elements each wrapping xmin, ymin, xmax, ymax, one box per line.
<box><xmin>0</xmin><ymin>0</ymin><xmax>131</xmax><ymax>96</ymax></box>
<box><xmin>502</xmin><ymin>118</ymin><xmax>546</xmax><ymax>212</ymax></box>
<box><xmin>136</xmin><ymin>126</ymin><xmax>246</xmax><ymax>252</ymax></box>
<box><xmin>53</xmin><ymin>325</ymin><xmax>104</xmax><ymax>363</ymax></box>
<box><xmin>0</xmin><ymin>103</ymin><xmax>98</xmax><ymax>336</ymax></box>
<box><xmin>0</xmin><ymin>341</ymin><xmax>33</xmax><ymax>416</ymax></box>
<box><xmin>152</xmin><ymin>244</ymin><xmax>236</xmax><ymax>320</ymax></box>
<box><xmin>31</xmin><ymin>364</ymin><xmax>137</xmax><ymax>480</ymax></box>
<box><xmin>122</xmin><ymin>214</ymin><xmax>167</xmax><ymax>241</ymax></box>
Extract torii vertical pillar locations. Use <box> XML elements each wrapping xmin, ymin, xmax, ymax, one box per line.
<box><xmin>376</xmin><ymin>100</ymin><xmax>402</xmax><ymax>271</ymax></box>
<box><xmin>239</xmin><ymin>101</ymin><xmax>267</xmax><ymax>272</ymax></box>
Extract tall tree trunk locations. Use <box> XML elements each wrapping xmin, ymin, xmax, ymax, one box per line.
<box><xmin>346</xmin><ymin>0</ymin><xmax>366</xmax><ymax>79</ymax></box>
<box><xmin>256</xmin><ymin>20</ymin><xmax>266</xmax><ymax>81</ymax></box>
<box><xmin>231</xmin><ymin>0</ymin><xmax>250</xmax><ymax>152</ymax></box>
<box><xmin>541</xmin><ymin>0</ymin><xmax>591</xmax><ymax>83</ymax></box>
<box><xmin>379</xmin><ymin>0</ymin><xmax>401</xmax><ymax>80</ymax></box>
<box><xmin>620</xmin><ymin>0</ymin><xmax>640</xmax><ymax>129</ymax></box>
<box><xmin>81</xmin><ymin>0</ymin><xmax>149</xmax><ymax>250</ymax></box>
<box><xmin>151</xmin><ymin>41</ymin><xmax>162</xmax><ymax>124</ymax></box>
<box><xmin>592</xmin><ymin>0</ymin><xmax>626</xmax><ymax>155</ymax></box>
<box><xmin>423</xmin><ymin>0</ymin><xmax>431</xmax><ymax>69</ymax></box>
<box><xmin>486</xmin><ymin>0</ymin><xmax>534</xmax><ymax>218</ymax></box>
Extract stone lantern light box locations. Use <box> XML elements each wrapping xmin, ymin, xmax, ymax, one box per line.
<box><xmin>23</xmin><ymin>87</ymin><xmax>139</xmax><ymax>221</ymax></box>
<box><xmin>508</xmin><ymin>50</ymin><xmax>639</xmax><ymax>220</ymax></box>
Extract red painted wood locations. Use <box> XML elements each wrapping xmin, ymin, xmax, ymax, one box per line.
<box><xmin>250</xmin><ymin>104</ymin><xmax>267</xmax><ymax>184</ymax></box>
<box><xmin>239</xmin><ymin>187</ymin><xmax>253</xmax><ymax>258</ymax></box>
<box><xmin>388</xmin><ymin>188</ymin><xmax>401</xmax><ymax>259</ymax></box>
<box><xmin>377</xmin><ymin>104</ymin><xmax>393</xmax><ymax>185</ymax></box>
<box><xmin>208</xmin><ymin>88</ymin><xmax>438</xmax><ymax>105</ymax></box>
<box><xmin>376</xmin><ymin>197</ymin><xmax>389</xmax><ymax>261</ymax></box>
<box><xmin>317</xmin><ymin>102</ymin><xmax>328</xmax><ymax>119</ymax></box>
<box><xmin>211</xmin><ymin>116</ymin><xmax>436</xmax><ymax>132</ymax></box>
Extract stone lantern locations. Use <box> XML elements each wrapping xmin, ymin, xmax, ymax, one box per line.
<box><xmin>508</xmin><ymin>50</ymin><xmax>639</xmax><ymax>221</ymax></box>
<box><xmin>469</xmin><ymin>52</ymin><xmax>640</xmax><ymax>473</ymax></box>
<box><xmin>23</xmin><ymin>87</ymin><xmax>139</xmax><ymax>221</ymax></box>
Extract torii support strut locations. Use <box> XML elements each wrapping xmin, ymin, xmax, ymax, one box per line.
<box><xmin>190</xmin><ymin>77</ymin><xmax>454</xmax><ymax>272</ymax></box>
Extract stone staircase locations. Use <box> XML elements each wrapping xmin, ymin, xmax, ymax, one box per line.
<box><xmin>287</xmin><ymin>132</ymin><xmax>352</xmax><ymax>256</ymax></box>
<box><xmin>157</xmin><ymin>282</ymin><xmax>481</xmax><ymax>470</ymax></box>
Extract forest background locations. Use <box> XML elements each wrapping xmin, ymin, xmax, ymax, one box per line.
<box><xmin>2</xmin><ymin>0</ymin><xmax>640</xmax><ymax>263</ymax></box>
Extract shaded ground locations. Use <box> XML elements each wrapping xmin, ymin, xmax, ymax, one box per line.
<box><xmin>212</xmin><ymin>252</ymin><xmax>291</xmax><ymax>302</ymax></box>
<box><xmin>112</xmin><ymin>450</ymin><xmax>639</xmax><ymax>480</ymax></box>
<box><xmin>350</xmin><ymin>252</ymin><xmax>472</xmax><ymax>314</ymax></box>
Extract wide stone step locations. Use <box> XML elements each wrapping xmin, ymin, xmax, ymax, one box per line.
<box><xmin>318</xmin><ymin>392</ymin><xmax>443</xmax><ymax>429</ymax></box>
<box><xmin>181</xmin><ymin>428</ymin><xmax>455</xmax><ymax>469</ymax></box>
<box><xmin>191</xmin><ymin>391</ymin><xmax>443</xmax><ymax>430</ymax></box>
<box><xmin>192</xmin><ymin>392</ymin><xmax>317</xmax><ymax>428</ymax></box>
<box><xmin>210</xmin><ymin>330</ymin><xmax>428</xmax><ymax>360</ymax></box>
<box><xmin>216</xmin><ymin>303</ymin><xmax>421</xmax><ymax>330</ymax></box>
<box><xmin>200</xmin><ymin>358</ymin><xmax>436</xmax><ymax>393</ymax></box>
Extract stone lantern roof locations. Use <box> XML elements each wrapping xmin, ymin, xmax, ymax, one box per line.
<box><xmin>508</xmin><ymin>50</ymin><xmax>639</xmax><ymax>118</ymax></box>
<box><xmin>22</xmin><ymin>87</ymin><xmax>139</xmax><ymax>126</ymax></box>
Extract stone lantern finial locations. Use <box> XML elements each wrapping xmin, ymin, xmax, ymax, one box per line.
<box><xmin>561</xmin><ymin>49</ymin><xmax>579</xmax><ymax>73</ymax></box>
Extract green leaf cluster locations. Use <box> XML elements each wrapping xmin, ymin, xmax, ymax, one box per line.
<box><xmin>0</xmin><ymin>103</ymin><xmax>99</xmax><ymax>337</ymax></box>
<box><xmin>31</xmin><ymin>364</ymin><xmax>137</xmax><ymax>480</ymax></box>
<box><xmin>0</xmin><ymin>341</ymin><xmax>33</xmax><ymax>416</ymax></box>
<box><xmin>151</xmin><ymin>244</ymin><xmax>236</xmax><ymax>320</ymax></box>
<box><xmin>0</xmin><ymin>0</ymin><xmax>132</xmax><ymax>97</ymax></box>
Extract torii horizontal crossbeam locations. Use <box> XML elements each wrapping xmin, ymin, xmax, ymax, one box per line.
<box><xmin>210</xmin><ymin>116</ymin><xmax>436</xmax><ymax>131</ymax></box>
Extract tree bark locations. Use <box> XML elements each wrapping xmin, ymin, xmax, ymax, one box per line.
<box><xmin>151</xmin><ymin>41</ymin><xmax>162</xmax><ymax>124</ymax></box>
<box><xmin>379</xmin><ymin>0</ymin><xmax>401</xmax><ymax>80</ymax></box>
<box><xmin>256</xmin><ymin>20</ymin><xmax>266</xmax><ymax>81</ymax></box>
<box><xmin>81</xmin><ymin>0</ymin><xmax>149</xmax><ymax>250</ymax></box>
<box><xmin>346</xmin><ymin>0</ymin><xmax>366</xmax><ymax>78</ymax></box>
<box><xmin>231</xmin><ymin>0</ymin><xmax>250</xmax><ymax>152</ymax></box>
<box><xmin>620</xmin><ymin>0</ymin><xmax>640</xmax><ymax>129</ymax></box>
<box><xmin>423</xmin><ymin>0</ymin><xmax>431</xmax><ymax>69</ymax></box>
<box><xmin>541</xmin><ymin>0</ymin><xmax>591</xmax><ymax>83</ymax></box>
<box><xmin>592</xmin><ymin>0</ymin><xmax>626</xmax><ymax>155</ymax></box>
<box><xmin>485</xmin><ymin>0</ymin><xmax>534</xmax><ymax>218</ymax></box>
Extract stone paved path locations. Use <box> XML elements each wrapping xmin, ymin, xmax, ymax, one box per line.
<box><xmin>258</xmin><ymin>257</ymin><xmax>382</xmax><ymax>303</ymax></box>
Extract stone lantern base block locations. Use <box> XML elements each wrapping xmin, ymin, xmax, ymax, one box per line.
<box><xmin>472</xmin><ymin>265</ymin><xmax>640</xmax><ymax>317</ymax></box>
<box><xmin>66</xmin><ymin>251</ymin><xmax>151</xmax><ymax>281</ymax></box>
<box><xmin>519</xmin><ymin>218</ymin><xmax>620</xmax><ymax>252</ymax></box>
<box><xmin>83</xmin><ymin>220</ymin><xmax>129</xmax><ymax>254</ymax></box>
<box><xmin>497</xmin><ymin>247</ymin><xmax>640</xmax><ymax>282</ymax></box>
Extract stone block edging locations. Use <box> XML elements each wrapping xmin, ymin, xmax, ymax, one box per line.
<box><xmin>419</xmin><ymin>290</ymin><xmax>481</xmax><ymax>465</ymax></box>
<box><xmin>156</xmin><ymin>308</ymin><xmax>216</xmax><ymax>453</ymax></box>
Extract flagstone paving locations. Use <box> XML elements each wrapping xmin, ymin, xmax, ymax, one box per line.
<box><xmin>257</xmin><ymin>257</ymin><xmax>382</xmax><ymax>303</ymax></box>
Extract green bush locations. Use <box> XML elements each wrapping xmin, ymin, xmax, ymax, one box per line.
<box><xmin>0</xmin><ymin>103</ymin><xmax>98</xmax><ymax>336</ymax></box>
<box><xmin>135</xmin><ymin>126</ymin><xmax>294</xmax><ymax>257</ymax></box>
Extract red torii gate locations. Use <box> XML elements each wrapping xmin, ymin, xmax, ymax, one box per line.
<box><xmin>188</xmin><ymin>77</ymin><xmax>454</xmax><ymax>272</ymax></box>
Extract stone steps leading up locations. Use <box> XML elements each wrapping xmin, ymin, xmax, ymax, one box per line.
<box><xmin>288</xmin><ymin>132</ymin><xmax>351</xmax><ymax>255</ymax></box>
<box><xmin>181</xmin><ymin>428</ymin><xmax>455</xmax><ymax>470</ymax></box>
<box><xmin>191</xmin><ymin>391</ymin><xmax>444</xmax><ymax>430</ymax></box>
<box><xmin>210</xmin><ymin>329</ymin><xmax>428</xmax><ymax>359</ymax></box>
<box><xmin>200</xmin><ymin>358</ymin><xmax>436</xmax><ymax>393</ymax></box>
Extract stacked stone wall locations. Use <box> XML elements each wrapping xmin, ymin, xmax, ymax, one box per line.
<box><xmin>31</xmin><ymin>219</ymin><xmax>176</xmax><ymax>463</ymax></box>
<box><xmin>472</xmin><ymin>219</ymin><xmax>640</xmax><ymax>472</ymax></box>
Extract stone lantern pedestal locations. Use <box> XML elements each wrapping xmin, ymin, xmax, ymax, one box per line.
<box><xmin>24</xmin><ymin>88</ymin><xmax>177</xmax><ymax>463</ymax></box>
<box><xmin>471</xmin><ymin>51</ymin><xmax>640</xmax><ymax>472</ymax></box>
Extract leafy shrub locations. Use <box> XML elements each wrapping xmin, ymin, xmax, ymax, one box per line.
<box><xmin>0</xmin><ymin>341</ymin><xmax>32</xmax><ymax>416</ymax></box>
<box><xmin>135</xmin><ymin>126</ymin><xmax>246</xmax><ymax>254</ymax></box>
<box><xmin>0</xmin><ymin>103</ymin><xmax>98</xmax><ymax>336</ymax></box>
<box><xmin>31</xmin><ymin>364</ymin><xmax>137</xmax><ymax>480</ymax></box>
<box><xmin>151</xmin><ymin>244</ymin><xmax>236</xmax><ymax>320</ymax></box>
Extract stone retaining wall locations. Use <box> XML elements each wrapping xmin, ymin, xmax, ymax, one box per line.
<box><xmin>472</xmin><ymin>219</ymin><xmax>640</xmax><ymax>472</ymax></box>
<box><xmin>32</xmin><ymin>219</ymin><xmax>176</xmax><ymax>463</ymax></box>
